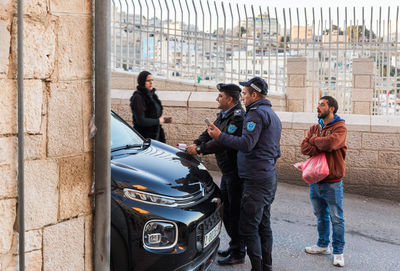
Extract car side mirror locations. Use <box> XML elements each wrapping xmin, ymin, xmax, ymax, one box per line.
<box><xmin>143</xmin><ymin>138</ymin><xmax>151</xmax><ymax>147</ymax></box>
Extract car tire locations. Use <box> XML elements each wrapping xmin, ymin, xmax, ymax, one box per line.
<box><xmin>111</xmin><ymin>226</ymin><xmax>130</xmax><ymax>271</ymax></box>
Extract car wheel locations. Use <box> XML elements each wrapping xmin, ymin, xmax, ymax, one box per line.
<box><xmin>111</xmin><ymin>226</ymin><xmax>130</xmax><ymax>271</ymax></box>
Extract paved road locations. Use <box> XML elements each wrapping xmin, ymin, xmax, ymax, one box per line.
<box><xmin>208</xmin><ymin>171</ymin><xmax>400</xmax><ymax>271</ymax></box>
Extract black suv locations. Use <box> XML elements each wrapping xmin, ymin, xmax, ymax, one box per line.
<box><xmin>110</xmin><ymin>112</ymin><xmax>222</xmax><ymax>271</ymax></box>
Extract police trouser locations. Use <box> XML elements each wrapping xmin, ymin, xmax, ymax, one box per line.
<box><xmin>220</xmin><ymin>172</ymin><xmax>245</xmax><ymax>257</ymax></box>
<box><xmin>239</xmin><ymin>173</ymin><xmax>277</xmax><ymax>268</ymax></box>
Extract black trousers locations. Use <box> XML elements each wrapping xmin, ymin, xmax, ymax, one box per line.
<box><xmin>240</xmin><ymin>174</ymin><xmax>277</xmax><ymax>264</ymax></box>
<box><xmin>220</xmin><ymin>172</ymin><xmax>245</xmax><ymax>257</ymax></box>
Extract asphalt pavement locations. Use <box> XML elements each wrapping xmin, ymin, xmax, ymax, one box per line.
<box><xmin>208</xmin><ymin>171</ymin><xmax>400</xmax><ymax>271</ymax></box>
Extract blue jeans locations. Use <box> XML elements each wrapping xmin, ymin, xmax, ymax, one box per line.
<box><xmin>310</xmin><ymin>181</ymin><xmax>345</xmax><ymax>254</ymax></box>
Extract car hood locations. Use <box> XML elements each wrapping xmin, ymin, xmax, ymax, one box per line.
<box><xmin>111</xmin><ymin>143</ymin><xmax>214</xmax><ymax>198</ymax></box>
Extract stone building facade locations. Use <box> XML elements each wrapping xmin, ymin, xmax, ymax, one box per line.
<box><xmin>0</xmin><ymin>1</ymin><xmax>93</xmax><ymax>270</ymax></box>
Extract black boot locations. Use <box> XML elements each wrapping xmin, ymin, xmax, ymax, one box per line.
<box><xmin>249</xmin><ymin>257</ymin><xmax>262</xmax><ymax>271</ymax></box>
<box><xmin>262</xmin><ymin>252</ymin><xmax>272</xmax><ymax>271</ymax></box>
<box><xmin>217</xmin><ymin>254</ymin><xmax>245</xmax><ymax>265</ymax></box>
<box><xmin>263</xmin><ymin>264</ymin><xmax>273</xmax><ymax>271</ymax></box>
<box><xmin>217</xmin><ymin>248</ymin><xmax>231</xmax><ymax>257</ymax></box>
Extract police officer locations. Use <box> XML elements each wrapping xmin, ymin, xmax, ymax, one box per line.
<box><xmin>207</xmin><ymin>77</ymin><xmax>282</xmax><ymax>271</ymax></box>
<box><xmin>186</xmin><ymin>83</ymin><xmax>246</xmax><ymax>265</ymax></box>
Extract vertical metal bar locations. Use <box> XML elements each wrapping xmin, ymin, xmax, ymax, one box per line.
<box><xmin>214</xmin><ymin>1</ymin><xmax>219</xmax><ymax>82</ymax></box>
<box><xmin>178</xmin><ymin>0</ymin><xmax>184</xmax><ymax>78</ymax></box>
<box><xmin>111</xmin><ymin>0</ymin><xmax>116</xmax><ymax>69</ymax></box>
<box><xmin>261</xmin><ymin>6</ymin><xmax>265</xmax><ymax>80</ymax></box>
<box><xmin>311</xmin><ymin>7</ymin><xmax>315</xmax><ymax>109</ymax></box>
<box><xmin>185</xmin><ymin>0</ymin><xmax>191</xmax><ymax>78</ymax></box>
<box><xmin>305</xmin><ymin>8</ymin><xmax>308</xmax><ymax>49</ymax></box>
<box><xmin>144</xmin><ymin>0</ymin><xmax>149</xmax><ymax>71</ymax></box>
<box><xmin>165</xmin><ymin>0</ymin><xmax>170</xmax><ymax>79</ymax></box>
<box><xmin>251</xmin><ymin>5</ymin><xmax>256</xmax><ymax>78</ymax></box>
<box><xmin>387</xmin><ymin>7</ymin><xmax>391</xmax><ymax>114</ymax></box>
<box><xmin>138</xmin><ymin>0</ymin><xmax>143</xmax><ymax>68</ymax></box>
<box><xmin>200</xmin><ymin>1</ymin><xmax>205</xmax><ymax>80</ymax></box>
<box><xmin>118</xmin><ymin>0</ymin><xmax>123</xmax><ymax>68</ymax></box>
<box><xmin>207</xmin><ymin>0</ymin><xmax>212</xmax><ymax>81</ymax></box>
<box><xmin>193</xmin><ymin>0</ymin><xmax>198</xmax><ymax>81</ymax></box>
<box><xmin>171</xmin><ymin>0</ymin><xmax>177</xmax><ymax>78</ymax></box>
<box><xmin>296</xmin><ymin>8</ymin><xmax>300</xmax><ymax>53</ymax></box>
<box><xmin>237</xmin><ymin>4</ymin><xmax>241</xmax><ymax>82</ymax></box>
<box><xmin>230</xmin><ymin>3</ymin><xmax>234</xmax><ymax>82</ymax></box>
<box><xmin>267</xmin><ymin>7</ymin><xmax>271</xmax><ymax>87</ymax></box>
<box><xmin>344</xmin><ymin>8</ymin><xmax>348</xmax><ymax>112</ymax></box>
<box><xmin>131</xmin><ymin>0</ymin><xmax>136</xmax><ymax>69</ymax></box>
<box><xmin>362</xmin><ymin>7</ymin><xmax>365</xmax><ymax>55</ymax></box>
<box><xmin>396</xmin><ymin>6</ymin><xmax>399</xmax><ymax>114</ymax></box>
<box><xmin>336</xmin><ymin>7</ymin><xmax>340</xmax><ymax>108</ymax></box>
<box><xmin>158</xmin><ymin>0</ymin><xmax>163</xmax><ymax>75</ymax></box>
<box><xmin>124</xmin><ymin>0</ymin><xmax>129</xmax><ymax>69</ymax></box>
<box><xmin>222</xmin><ymin>2</ymin><xmax>227</xmax><ymax>82</ymax></box>
<box><xmin>328</xmin><ymin>7</ymin><xmax>331</xmax><ymax>92</ymax></box>
<box><xmin>244</xmin><ymin>4</ymin><xmax>248</xmax><ymax>80</ymax></box>
<box><xmin>17</xmin><ymin>0</ymin><xmax>25</xmax><ymax>269</ymax></box>
<box><xmin>320</xmin><ymin>7</ymin><xmax>324</xmax><ymax>98</ymax></box>
<box><xmin>379</xmin><ymin>7</ymin><xmax>382</xmax><ymax>77</ymax></box>
<box><xmin>275</xmin><ymin>7</ymin><xmax>279</xmax><ymax>92</ymax></box>
<box><xmin>289</xmin><ymin>8</ymin><xmax>292</xmax><ymax>56</ymax></box>
<box><xmin>95</xmin><ymin>0</ymin><xmax>111</xmax><ymax>270</ymax></box>
<box><xmin>370</xmin><ymin>6</ymin><xmax>373</xmax><ymax>53</ymax></box>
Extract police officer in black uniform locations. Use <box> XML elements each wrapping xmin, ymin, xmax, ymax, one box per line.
<box><xmin>186</xmin><ymin>83</ymin><xmax>246</xmax><ymax>265</ymax></box>
<box><xmin>207</xmin><ymin>77</ymin><xmax>282</xmax><ymax>271</ymax></box>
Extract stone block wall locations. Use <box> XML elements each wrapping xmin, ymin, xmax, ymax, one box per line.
<box><xmin>352</xmin><ymin>58</ymin><xmax>375</xmax><ymax>114</ymax></box>
<box><xmin>112</xmin><ymin>89</ymin><xmax>400</xmax><ymax>201</ymax></box>
<box><xmin>0</xmin><ymin>1</ymin><xmax>93</xmax><ymax>270</ymax></box>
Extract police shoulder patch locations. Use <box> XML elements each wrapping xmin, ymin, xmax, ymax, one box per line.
<box><xmin>246</xmin><ymin>121</ymin><xmax>256</xmax><ymax>131</ymax></box>
<box><xmin>234</xmin><ymin>109</ymin><xmax>243</xmax><ymax>116</ymax></box>
<box><xmin>227</xmin><ymin>124</ymin><xmax>238</xmax><ymax>134</ymax></box>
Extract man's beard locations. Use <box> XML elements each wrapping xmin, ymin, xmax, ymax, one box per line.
<box><xmin>318</xmin><ymin>111</ymin><xmax>329</xmax><ymax>119</ymax></box>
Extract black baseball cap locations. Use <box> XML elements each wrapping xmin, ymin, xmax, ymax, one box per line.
<box><xmin>216</xmin><ymin>83</ymin><xmax>241</xmax><ymax>100</ymax></box>
<box><xmin>239</xmin><ymin>77</ymin><xmax>268</xmax><ymax>95</ymax></box>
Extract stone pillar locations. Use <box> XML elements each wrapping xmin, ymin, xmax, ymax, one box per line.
<box><xmin>352</xmin><ymin>58</ymin><xmax>375</xmax><ymax>114</ymax></box>
<box><xmin>286</xmin><ymin>57</ymin><xmax>310</xmax><ymax>112</ymax></box>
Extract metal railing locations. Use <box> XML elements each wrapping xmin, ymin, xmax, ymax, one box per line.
<box><xmin>111</xmin><ymin>0</ymin><xmax>400</xmax><ymax>115</ymax></box>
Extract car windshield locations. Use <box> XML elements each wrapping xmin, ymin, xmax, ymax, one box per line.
<box><xmin>111</xmin><ymin>112</ymin><xmax>143</xmax><ymax>151</ymax></box>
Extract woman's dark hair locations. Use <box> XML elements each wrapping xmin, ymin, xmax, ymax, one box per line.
<box><xmin>320</xmin><ymin>95</ymin><xmax>338</xmax><ymax>114</ymax></box>
<box><xmin>137</xmin><ymin>71</ymin><xmax>152</xmax><ymax>87</ymax></box>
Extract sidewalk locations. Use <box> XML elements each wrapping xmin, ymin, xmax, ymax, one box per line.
<box><xmin>209</xmin><ymin>171</ymin><xmax>400</xmax><ymax>271</ymax></box>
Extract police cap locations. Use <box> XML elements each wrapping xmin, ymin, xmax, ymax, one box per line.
<box><xmin>216</xmin><ymin>83</ymin><xmax>241</xmax><ymax>100</ymax></box>
<box><xmin>239</xmin><ymin>76</ymin><xmax>268</xmax><ymax>95</ymax></box>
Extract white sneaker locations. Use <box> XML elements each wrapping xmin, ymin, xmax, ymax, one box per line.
<box><xmin>304</xmin><ymin>245</ymin><xmax>331</xmax><ymax>255</ymax></box>
<box><xmin>333</xmin><ymin>254</ymin><xmax>345</xmax><ymax>267</ymax></box>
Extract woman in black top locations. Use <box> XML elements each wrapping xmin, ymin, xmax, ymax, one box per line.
<box><xmin>130</xmin><ymin>71</ymin><xmax>172</xmax><ymax>142</ymax></box>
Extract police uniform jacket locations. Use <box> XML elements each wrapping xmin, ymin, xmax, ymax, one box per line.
<box><xmin>218</xmin><ymin>99</ymin><xmax>281</xmax><ymax>179</ymax></box>
<box><xmin>194</xmin><ymin>103</ymin><xmax>245</xmax><ymax>174</ymax></box>
<box><xmin>130</xmin><ymin>86</ymin><xmax>166</xmax><ymax>142</ymax></box>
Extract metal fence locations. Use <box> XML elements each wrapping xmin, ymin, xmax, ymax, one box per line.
<box><xmin>111</xmin><ymin>0</ymin><xmax>400</xmax><ymax>115</ymax></box>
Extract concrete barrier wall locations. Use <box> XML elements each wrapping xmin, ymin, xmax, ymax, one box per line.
<box><xmin>112</xmin><ymin>89</ymin><xmax>400</xmax><ymax>201</ymax></box>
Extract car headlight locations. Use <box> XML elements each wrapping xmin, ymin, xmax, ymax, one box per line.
<box><xmin>143</xmin><ymin>220</ymin><xmax>178</xmax><ymax>250</ymax></box>
<box><xmin>123</xmin><ymin>188</ymin><xmax>178</xmax><ymax>207</ymax></box>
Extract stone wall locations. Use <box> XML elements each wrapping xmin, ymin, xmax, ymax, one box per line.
<box><xmin>112</xmin><ymin>90</ymin><xmax>400</xmax><ymax>201</ymax></box>
<box><xmin>0</xmin><ymin>1</ymin><xmax>93</xmax><ymax>270</ymax></box>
